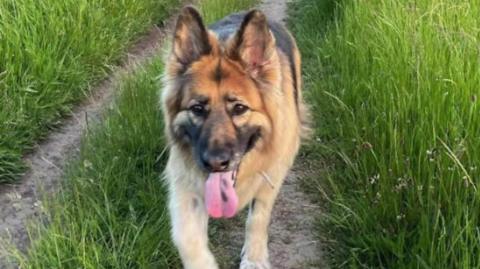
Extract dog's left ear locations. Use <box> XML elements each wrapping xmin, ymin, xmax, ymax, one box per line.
<box><xmin>228</xmin><ymin>10</ymin><xmax>275</xmax><ymax>78</ymax></box>
<box><xmin>172</xmin><ymin>6</ymin><xmax>211</xmax><ymax>66</ymax></box>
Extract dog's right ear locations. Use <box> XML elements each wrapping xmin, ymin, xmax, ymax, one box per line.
<box><xmin>172</xmin><ymin>6</ymin><xmax>211</xmax><ymax>66</ymax></box>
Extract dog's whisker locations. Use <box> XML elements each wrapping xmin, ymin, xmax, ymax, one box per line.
<box><xmin>259</xmin><ymin>171</ymin><xmax>275</xmax><ymax>189</ymax></box>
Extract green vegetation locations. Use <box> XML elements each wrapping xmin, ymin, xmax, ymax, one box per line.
<box><xmin>0</xmin><ymin>0</ymin><xmax>177</xmax><ymax>182</ymax></box>
<box><xmin>200</xmin><ymin>0</ymin><xmax>251</xmax><ymax>24</ymax></box>
<box><xmin>10</xmin><ymin>57</ymin><xmax>180</xmax><ymax>269</ymax></box>
<box><xmin>6</xmin><ymin>0</ymin><xmax>257</xmax><ymax>267</ymax></box>
<box><xmin>291</xmin><ymin>0</ymin><xmax>480</xmax><ymax>267</ymax></box>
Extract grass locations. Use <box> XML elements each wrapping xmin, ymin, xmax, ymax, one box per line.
<box><xmin>290</xmin><ymin>0</ymin><xmax>480</xmax><ymax>268</ymax></box>
<box><xmin>0</xmin><ymin>0</ymin><xmax>178</xmax><ymax>183</ymax></box>
<box><xmin>8</xmin><ymin>56</ymin><xmax>180</xmax><ymax>269</ymax></box>
<box><xmin>5</xmin><ymin>0</ymin><xmax>257</xmax><ymax>267</ymax></box>
<box><xmin>200</xmin><ymin>0</ymin><xmax>252</xmax><ymax>24</ymax></box>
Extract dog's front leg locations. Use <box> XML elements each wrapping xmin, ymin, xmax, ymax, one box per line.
<box><xmin>169</xmin><ymin>183</ymin><xmax>218</xmax><ymax>269</ymax></box>
<box><xmin>240</xmin><ymin>179</ymin><xmax>282</xmax><ymax>269</ymax></box>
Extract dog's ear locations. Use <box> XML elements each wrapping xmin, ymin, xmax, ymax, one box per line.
<box><xmin>172</xmin><ymin>6</ymin><xmax>211</xmax><ymax>66</ymax></box>
<box><xmin>228</xmin><ymin>10</ymin><xmax>275</xmax><ymax>78</ymax></box>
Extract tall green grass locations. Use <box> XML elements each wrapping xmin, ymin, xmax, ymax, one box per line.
<box><xmin>291</xmin><ymin>0</ymin><xmax>480</xmax><ymax>267</ymax></box>
<box><xmin>0</xmin><ymin>0</ymin><xmax>177</xmax><ymax>182</ymax></box>
<box><xmin>6</xmin><ymin>0</ymin><xmax>257</xmax><ymax>267</ymax></box>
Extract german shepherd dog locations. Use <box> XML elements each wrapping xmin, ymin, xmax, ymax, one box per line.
<box><xmin>161</xmin><ymin>6</ymin><xmax>308</xmax><ymax>269</ymax></box>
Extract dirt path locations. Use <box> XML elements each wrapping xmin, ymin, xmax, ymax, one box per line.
<box><xmin>212</xmin><ymin>0</ymin><xmax>327</xmax><ymax>268</ymax></box>
<box><xmin>0</xmin><ymin>17</ymin><xmax>176</xmax><ymax>265</ymax></box>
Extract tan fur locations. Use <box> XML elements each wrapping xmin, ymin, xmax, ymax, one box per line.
<box><xmin>161</xmin><ymin>7</ymin><xmax>307</xmax><ymax>269</ymax></box>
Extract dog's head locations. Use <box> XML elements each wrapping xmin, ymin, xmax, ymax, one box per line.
<box><xmin>162</xmin><ymin>6</ymin><xmax>280</xmax><ymax>174</ymax></box>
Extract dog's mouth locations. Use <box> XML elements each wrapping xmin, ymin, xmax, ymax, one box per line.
<box><xmin>202</xmin><ymin>131</ymin><xmax>261</xmax><ymax>218</ymax></box>
<box><xmin>204</xmin><ymin>167</ymin><xmax>239</xmax><ymax>219</ymax></box>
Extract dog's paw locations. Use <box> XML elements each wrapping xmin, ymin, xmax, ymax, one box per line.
<box><xmin>239</xmin><ymin>258</ymin><xmax>271</xmax><ymax>269</ymax></box>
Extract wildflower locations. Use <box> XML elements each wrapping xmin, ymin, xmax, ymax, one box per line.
<box><xmin>394</xmin><ymin>177</ymin><xmax>408</xmax><ymax>192</ymax></box>
<box><xmin>369</xmin><ymin>174</ymin><xmax>380</xmax><ymax>184</ymax></box>
<box><xmin>426</xmin><ymin>148</ymin><xmax>437</xmax><ymax>161</ymax></box>
<box><xmin>83</xmin><ymin>160</ymin><xmax>93</xmax><ymax>169</ymax></box>
<box><xmin>373</xmin><ymin>191</ymin><xmax>382</xmax><ymax>204</ymax></box>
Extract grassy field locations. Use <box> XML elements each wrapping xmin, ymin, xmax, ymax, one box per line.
<box><xmin>0</xmin><ymin>0</ymin><xmax>178</xmax><ymax>183</ymax></box>
<box><xmin>5</xmin><ymin>0</ymin><xmax>257</xmax><ymax>267</ymax></box>
<box><xmin>291</xmin><ymin>0</ymin><xmax>480</xmax><ymax>268</ymax></box>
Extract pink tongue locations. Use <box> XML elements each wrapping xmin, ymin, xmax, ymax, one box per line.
<box><xmin>204</xmin><ymin>171</ymin><xmax>238</xmax><ymax>218</ymax></box>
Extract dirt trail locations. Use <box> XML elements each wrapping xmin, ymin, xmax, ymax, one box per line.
<box><xmin>0</xmin><ymin>17</ymin><xmax>176</xmax><ymax>265</ymax></box>
<box><xmin>212</xmin><ymin>0</ymin><xmax>327</xmax><ymax>268</ymax></box>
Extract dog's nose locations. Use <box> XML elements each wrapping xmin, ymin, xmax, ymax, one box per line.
<box><xmin>201</xmin><ymin>150</ymin><xmax>232</xmax><ymax>172</ymax></box>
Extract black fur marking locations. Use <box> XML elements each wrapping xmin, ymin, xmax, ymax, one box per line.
<box><xmin>208</xmin><ymin>11</ymin><xmax>247</xmax><ymax>41</ymax></box>
<box><xmin>250</xmin><ymin>199</ymin><xmax>256</xmax><ymax>212</ymax></box>
<box><xmin>193</xmin><ymin>111</ymin><xmax>238</xmax><ymax>172</ymax></box>
<box><xmin>173</xmin><ymin>107</ymin><xmax>204</xmax><ymax>148</ymax></box>
<box><xmin>211</xmin><ymin>59</ymin><xmax>228</xmax><ymax>83</ymax></box>
<box><xmin>246</xmin><ymin>128</ymin><xmax>261</xmax><ymax>153</ymax></box>
<box><xmin>192</xmin><ymin>122</ymin><xmax>211</xmax><ymax>169</ymax></box>
<box><xmin>235</xmin><ymin>124</ymin><xmax>262</xmax><ymax>154</ymax></box>
<box><xmin>268</xmin><ymin>22</ymin><xmax>298</xmax><ymax>106</ymax></box>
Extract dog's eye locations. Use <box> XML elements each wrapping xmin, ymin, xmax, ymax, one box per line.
<box><xmin>232</xmin><ymin>104</ymin><xmax>249</xmax><ymax>116</ymax></box>
<box><xmin>190</xmin><ymin>104</ymin><xmax>207</xmax><ymax>116</ymax></box>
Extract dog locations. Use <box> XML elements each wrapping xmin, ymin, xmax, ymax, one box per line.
<box><xmin>161</xmin><ymin>6</ymin><xmax>308</xmax><ymax>269</ymax></box>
